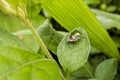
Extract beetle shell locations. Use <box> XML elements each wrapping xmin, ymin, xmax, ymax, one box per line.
<box><xmin>67</xmin><ymin>33</ymin><xmax>81</xmax><ymax>42</ymax></box>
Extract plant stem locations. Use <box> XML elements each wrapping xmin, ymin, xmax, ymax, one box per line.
<box><xmin>20</xmin><ymin>18</ymin><xmax>53</xmax><ymax>59</ymax></box>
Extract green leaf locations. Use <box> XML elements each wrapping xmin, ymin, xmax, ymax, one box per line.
<box><xmin>106</xmin><ymin>6</ymin><xmax>117</xmax><ymax>12</ymax></box>
<box><xmin>84</xmin><ymin>0</ymin><xmax>101</xmax><ymax>4</ymax></box>
<box><xmin>90</xmin><ymin>46</ymin><xmax>100</xmax><ymax>54</ymax></box>
<box><xmin>0</xmin><ymin>28</ymin><xmax>27</xmax><ymax>50</ymax></box>
<box><xmin>33</xmin><ymin>0</ymin><xmax>41</xmax><ymax>3</ymax></box>
<box><xmin>6</xmin><ymin>0</ymin><xmax>26</xmax><ymax>8</ymax></box>
<box><xmin>41</xmin><ymin>0</ymin><xmax>120</xmax><ymax>60</ymax></box>
<box><xmin>57</xmin><ymin>28</ymin><xmax>90</xmax><ymax>73</ymax></box>
<box><xmin>0</xmin><ymin>12</ymin><xmax>26</xmax><ymax>32</ymax></box>
<box><xmin>27</xmin><ymin>0</ymin><xmax>41</xmax><ymax>19</ymax></box>
<box><xmin>19</xmin><ymin>0</ymin><xmax>27</xmax><ymax>8</ymax></box>
<box><xmin>6</xmin><ymin>0</ymin><xmax>27</xmax><ymax>14</ymax></box>
<box><xmin>92</xmin><ymin>9</ymin><xmax>120</xmax><ymax>30</ymax></box>
<box><xmin>0</xmin><ymin>12</ymin><xmax>45</xmax><ymax>32</ymax></box>
<box><xmin>37</xmin><ymin>20</ymin><xmax>64</xmax><ymax>54</ymax></box>
<box><xmin>0</xmin><ymin>44</ymin><xmax>62</xmax><ymax>80</ymax></box>
<box><xmin>5</xmin><ymin>0</ymin><xmax>41</xmax><ymax>19</ymax></box>
<box><xmin>32</xmin><ymin>15</ymin><xmax>46</xmax><ymax>28</ymax></box>
<box><xmin>69</xmin><ymin>62</ymin><xmax>94</xmax><ymax>80</ymax></box>
<box><xmin>95</xmin><ymin>58</ymin><xmax>117</xmax><ymax>80</ymax></box>
<box><xmin>13</xmin><ymin>30</ymin><xmax>39</xmax><ymax>52</ymax></box>
<box><xmin>6</xmin><ymin>0</ymin><xmax>19</xmax><ymax>10</ymax></box>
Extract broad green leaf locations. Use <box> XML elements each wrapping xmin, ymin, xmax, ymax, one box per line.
<box><xmin>0</xmin><ymin>12</ymin><xmax>46</xmax><ymax>32</ymax></box>
<box><xmin>37</xmin><ymin>19</ymin><xmax>64</xmax><ymax>54</ymax></box>
<box><xmin>0</xmin><ymin>44</ymin><xmax>62</xmax><ymax>80</ymax></box>
<box><xmin>14</xmin><ymin>30</ymin><xmax>39</xmax><ymax>52</ymax></box>
<box><xmin>41</xmin><ymin>0</ymin><xmax>120</xmax><ymax>60</ymax></box>
<box><xmin>0</xmin><ymin>12</ymin><xmax>26</xmax><ymax>32</ymax></box>
<box><xmin>95</xmin><ymin>59</ymin><xmax>117</xmax><ymax>80</ymax></box>
<box><xmin>0</xmin><ymin>28</ymin><xmax>27</xmax><ymax>50</ymax></box>
<box><xmin>57</xmin><ymin>28</ymin><xmax>90</xmax><ymax>73</ymax></box>
<box><xmin>0</xmin><ymin>44</ymin><xmax>42</xmax><ymax>76</ymax></box>
<box><xmin>92</xmin><ymin>9</ymin><xmax>120</xmax><ymax>30</ymax></box>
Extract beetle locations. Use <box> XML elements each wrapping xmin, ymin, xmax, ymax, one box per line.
<box><xmin>67</xmin><ymin>32</ymin><xmax>81</xmax><ymax>42</ymax></box>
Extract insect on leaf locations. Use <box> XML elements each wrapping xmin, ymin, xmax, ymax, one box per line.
<box><xmin>57</xmin><ymin>28</ymin><xmax>90</xmax><ymax>73</ymax></box>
